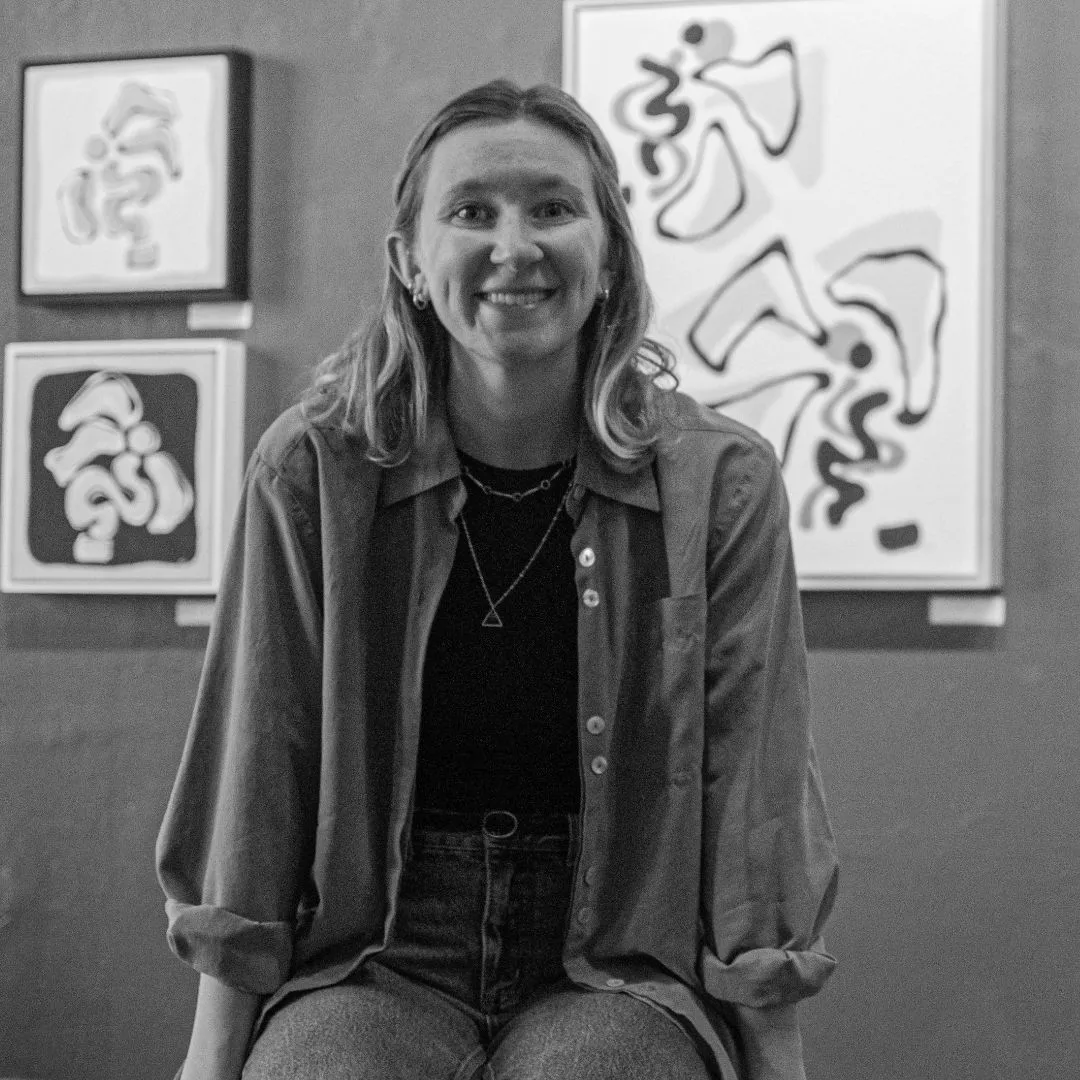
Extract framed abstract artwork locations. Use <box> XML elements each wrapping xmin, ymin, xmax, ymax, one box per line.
<box><xmin>1</xmin><ymin>339</ymin><xmax>246</xmax><ymax>594</ymax></box>
<box><xmin>564</xmin><ymin>0</ymin><xmax>1004</xmax><ymax>589</ymax></box>
<box><xmin>18</xmin><ymin>50</ymin><xmax>251</xmax><ymax>303</ymax></box>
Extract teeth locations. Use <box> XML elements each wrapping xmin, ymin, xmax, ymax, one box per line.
<box><xmin>484</xmin><ymin>291</ymin><xmax>548</xmax><ymax>307</ymax></box>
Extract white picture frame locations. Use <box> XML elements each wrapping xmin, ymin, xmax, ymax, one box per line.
<box><xmin>1</xmin><ymin>339</ymin><xmax>246</xmax><ymax>594</ymax></box>
<box><xmin>564</xmin><ymin>0</ymin><xmax>1004</xmax><ymax>590</ymax></box>
<box><xmin>18</xmin><ymin>50</ymin><xmax>251</xmax><ymax>303</ymax></box>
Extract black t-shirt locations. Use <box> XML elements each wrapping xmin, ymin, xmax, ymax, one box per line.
<box><xmin>414</xmin><ymin>452</ymin><xmax>581</xmax><ymax>814</ymax></box>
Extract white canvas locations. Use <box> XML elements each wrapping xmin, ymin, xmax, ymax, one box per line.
<box><xmin>20</xmin><ymin>53</ymin><xmax>245</xmax><ymax>297</ymax></box>
<box><xmin>565</xmin><ymin>0</ymin><xmax>1002</xmax><ymax>589</ymax></box>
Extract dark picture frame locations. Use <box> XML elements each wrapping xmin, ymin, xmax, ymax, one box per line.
<box><xmin>18</xmin><ymin>49</ymin><xmax>252</xmax><ymax>304</ymax></box>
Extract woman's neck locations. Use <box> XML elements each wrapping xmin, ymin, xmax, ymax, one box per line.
<box><xmin>445</xmin><ymin>352</ymin><xmax>580</xmax><ymax>469</ymax></box>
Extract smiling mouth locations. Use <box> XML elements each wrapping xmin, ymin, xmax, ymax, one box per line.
<box><xmin>480</xmin><ymin>289</ymin><xmax>555</xmax><ymax>308</ymax></box>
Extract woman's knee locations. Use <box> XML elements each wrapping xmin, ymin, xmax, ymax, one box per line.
<box><xmin>488</xmin><ymin>988</ymin><xmax>712</xmax><ymax>1080</ymax></box>
<box><xmin>243</xmin><ymin>974</ymin><xmax>482</xmax><ymax>1080</ymax></box>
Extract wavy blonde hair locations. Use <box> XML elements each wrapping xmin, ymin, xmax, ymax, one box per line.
<box><xmin>304</xmin><ymin>79</ymin><xmax>676</xmax><ymax>468</ymax></box>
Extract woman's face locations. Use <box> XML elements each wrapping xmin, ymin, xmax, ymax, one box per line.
<box><xmin>391</xmin><ymin>118</ymin><xmax>612</xmax><ymax>382</ymax></box>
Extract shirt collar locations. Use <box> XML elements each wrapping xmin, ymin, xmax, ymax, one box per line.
<box><xmin>378</xmin><ymin>400</ymin><xmax>462</xmax><ymax>507</ymax></box>
<box><xmin>378</xmin><ymin>399</ymin><xmax>660</xmax><ymax>514</ymax></box>
<box><xmin>571</xmin><ymin>423</ymin><xmax>660</xmax><ymax>514</ymax></box>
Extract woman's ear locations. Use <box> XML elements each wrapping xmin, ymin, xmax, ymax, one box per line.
<box><xmin>598</xmin><ymin>267</ymin><xmax>614</xmax><ymax>299</ymax></box>
<box><xmin>387</xmin><ymin>231</ymin><xmax>418</xmax><ymax>291</ymax></box>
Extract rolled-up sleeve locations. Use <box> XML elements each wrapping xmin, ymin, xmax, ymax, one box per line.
<box><xmin>156</xmin><ymin>447</ymin><xmax>323</xmax><ymax>995</ymax></box>
<box><xmin>699</xmin><ymin>437</ymin><xmax>838</xmax><ymax>1078</ymax></box>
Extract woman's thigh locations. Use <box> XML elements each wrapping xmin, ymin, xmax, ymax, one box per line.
<box><xmin>487</xmin><ymin>985</ymin><xmax>713</xmax><ymax>1080</ymax></box>
<box><xmin>243</xmin><ymin>964</ymin><xmax>486</xmax><ymax>1080</ymax></box>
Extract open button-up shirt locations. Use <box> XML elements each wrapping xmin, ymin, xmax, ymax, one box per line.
<box><xmin>156</xmin><ymin>390</ymin><xmax>838</xmax><ymax>1080</ymax></box>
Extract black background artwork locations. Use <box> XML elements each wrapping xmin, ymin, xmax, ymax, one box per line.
<box><xmin>27</xmin><ymin>370</ymin><xmax>199</xmax><ymax>565</ymax></box>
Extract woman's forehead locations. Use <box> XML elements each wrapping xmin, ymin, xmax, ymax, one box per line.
<box><xmin>424</xmin><ymin>118</ymin><xmax>598</xmax><ymax>195</ymax></box>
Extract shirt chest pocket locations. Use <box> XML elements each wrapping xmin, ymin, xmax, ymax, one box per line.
<box><xmin>614</xmin><ymin>593</ymin><xmax>707</xmax><ymax>779</ymax></box>
<box><xmin>657</xmin><ymin>592</ymin><xmax>706</xmax><ymax>655</ymax></box>
<box><xmin>653</xmin><ymin>593</ymin><xmax>706</xmax><ymax>719</ymax></box>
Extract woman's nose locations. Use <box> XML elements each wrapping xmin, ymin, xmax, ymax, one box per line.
<box><xmin>490</xmin><ymin>214</ymin><xmax>542</xmax><ymax>268</ymax></box>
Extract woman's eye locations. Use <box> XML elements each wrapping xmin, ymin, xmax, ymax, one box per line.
<box><xmin>451</xmin><ymin>204</ymin><xmax>491</xmax><ymax>224</ymax></box>
<box><xmin>535</xmin><ymin>201</ymin><xmax>575</xmax><ymax>221</ymax></box>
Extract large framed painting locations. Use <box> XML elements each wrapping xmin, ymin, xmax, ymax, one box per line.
<box><xmin>564</xmin><ymin>0</ymin><xmax>1003</xmax><ymax>589</ymax></box>
<box><xmin>1</xmin><ymin>339</ymin><xmax>246</xmax><ymax>594</ymax></box>
<box><xmin>18</xmin><ymin>50</ymin><xmax>252</xmax><ymax>303</ymax></box>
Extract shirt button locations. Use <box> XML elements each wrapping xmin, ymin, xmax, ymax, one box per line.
<box><xmin>590</xmin><ymin>755</ymin><xmax>608</xmax><ymax>775</ymax></box>
<box><xmin>605</xmin><ymin>977</ymin><xmax>625</xmax><ymax>988</ymax></box>
<box><xmin>585</xmin><ymin>715</ymin><xmax>605</xmax><ymax>735</ymax></box>
<box><xmin>578</xmin><ymin>547</ymin><xmax>596</xmax><ymax>567</ymax></box>
<box><xmin>582</xmin><ymin>588</ymin><xmax>600</xmax><ymax>608</ymax></box>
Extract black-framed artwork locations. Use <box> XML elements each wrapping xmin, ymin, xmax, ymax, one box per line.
<box><xmin>1</xmin><ymin>339</ymin><xmax>246</xmax><ymax>594</ymax></box>
<box><xmin>18</xmin><ymin>50</ymin><xmax>252</xmax><ymax>303</ymax></box>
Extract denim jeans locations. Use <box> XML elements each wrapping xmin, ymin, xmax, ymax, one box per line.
<box><xmin>243</xmin><ymin>808</ymin><xmax>713</xmax><ymax>1079</ymax></box>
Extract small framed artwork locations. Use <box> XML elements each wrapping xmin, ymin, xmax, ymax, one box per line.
<box><xmin>564</xmin><ymin>0</ymin><xmax>1004</xmax><ymax>589</ymax></box>
<box><xmin>18</xmin><ymin>50</ymin><xmax>252</xmax><ymax>303</ymax></box>
<box><xmin>1</xmin><ymin>339</ymin><xmax>246</xmax><ymax>594</ymax></box>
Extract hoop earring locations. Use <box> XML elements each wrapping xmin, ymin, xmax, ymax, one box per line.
<box><xmin>410</xmin><ymin>279</ymin><xmax>429</xmax><ymax>310</ymax></box>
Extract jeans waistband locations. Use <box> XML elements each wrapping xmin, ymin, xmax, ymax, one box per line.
<box><xmin>409</xmin><ymin>809</ymin><xmax>580</xmax><ymax>862</ymax></box>
<box><xmin>412</xmin><ymin>807</ymin><xmax>576</xmax><ymax>839</ymax></box>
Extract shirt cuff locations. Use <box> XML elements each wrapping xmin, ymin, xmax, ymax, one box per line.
<box><xmin>699</xmin><ymin>939</ymin><xmax>837</xmax><ymax>1008</ymax></box>
<box><xmin>165</xmin><ymin>899</ymin><xmax>294</xmax><ymax>995</ymax></box>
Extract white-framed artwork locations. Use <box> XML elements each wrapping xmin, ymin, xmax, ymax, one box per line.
<box><xmin>19</xmin><ymin>50</ymin><xmax>251</xmax><ymax>303</ymax></box>
<box><xmin>564</xmin><ymin>0</ymin><xmax>1004</xmax><ymax>590</ymax></box>
<box><xmin>1</xmin><ymin>339</ymin><xmax>246</xmax><ymax>594</ymax></box>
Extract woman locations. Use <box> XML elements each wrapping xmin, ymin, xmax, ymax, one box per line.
<box><xmin>157</xmin><ymin>79</ymin><xmax>838</xmax><ymax>1080</ymax></box>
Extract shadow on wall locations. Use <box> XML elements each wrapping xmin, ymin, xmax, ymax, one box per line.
<box><xmin>802</xmin><ymin>592</ymin><xmax>1002</xmax><ymax>651</ymax></box>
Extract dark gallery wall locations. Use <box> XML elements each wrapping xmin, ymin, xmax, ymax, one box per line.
<box><xmin>0</xmin><ymin>1</ymin><xmax>1076</xmax><ymax>1078</ymax></box>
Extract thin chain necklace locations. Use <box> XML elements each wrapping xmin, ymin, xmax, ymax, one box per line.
<box><xmin>459</xmin><ymin>485</ymin><xmax>571</xmax><ymax>628</ymax></box>
<box><xmin>460</xmin><ymin>457</ymin><xmax>573</xmax><ymax>502</ymax></box>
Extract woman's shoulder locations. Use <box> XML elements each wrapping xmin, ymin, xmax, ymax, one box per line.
<box><xmin>657</xmin><ymin>388</ymin><xmax>780</xmax><ymax>473</ymax></box>
<box><xmin>251</xmin><ymin>402</ymin><xmax>375</xmax><ymax>491</ymax></box>
<box><xmin>653</xmin><ymin>389</ymin><xmax>789</xmax><ymax>535</ymax></box>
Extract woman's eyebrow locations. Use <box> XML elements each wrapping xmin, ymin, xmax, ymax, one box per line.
<box><xmin>532</xmin><ymin>177</ymin><xmax>590</xmax><ymax>203</ymax></box>
<box><xmin>441</xmin><ymin>175</ymin><xmax>590</xmax><ymax>202</ymax></box>
<box><xmin>435</xmin><ymin>180</ymin><xmax>489</xmax><ymax>211</ymax></box>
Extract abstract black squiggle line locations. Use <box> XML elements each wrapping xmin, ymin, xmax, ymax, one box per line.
<box><xmin>815</xmin><ymin>390</ymin><xmax>889</xmax><ymax>525</ymax></box>
<box><xmin>694</xmin><ymin>40</ymin><xmax>801</xmax><ymax>157</ymax></box>
<box><xmin>689</xmin><ymin>238</ymin><xmax>828</xmax><ymax>370</ymax></box>
<box><xmin>655</xmin><ymin>121</ymin><xmax>746</xmax><ymax>241</ymax></box>
<box><xmin>826</xmin><ymin>248</ymin><xmax>947</xmax><ymax>426</ymax></box>
<box><xmin>640</xmin><ymin>58</ymin><xmax>692</xmax><ymax>138</ymax></box>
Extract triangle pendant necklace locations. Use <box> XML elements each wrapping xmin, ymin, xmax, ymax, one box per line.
<box><xmin>459</xmin><ymin>486</ymin><xmax>570</xmax><ymax>628</ymax></box>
